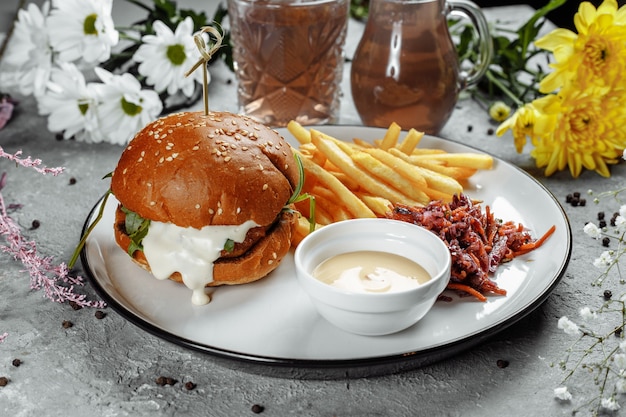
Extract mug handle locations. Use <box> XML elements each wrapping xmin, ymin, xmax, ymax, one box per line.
<box><xmin>447</xmin><ymin>0</ymin><xmax>493</xmax><ymax>88</ymax></box>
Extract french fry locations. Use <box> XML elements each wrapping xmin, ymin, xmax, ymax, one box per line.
<box><xmin>330</xmin><ymin>171</ymin><xmax>361</xmax><ymax>191</ymax></box>
<box><xmin>355</xmin><ymin>193</ymin><xmax>393</xmax><ymax>217</ymax></box>
<box><xmin>351</xmin><ymin>151</ymin><xmax>430</xmax><ymax>205</ymax></box>
<box><xmin>387</xmin><ymin>148</ymin><xmax>464</xmax><ymax>195</ymax></box>
<box><xmin>410</xmin><ymin>153</ymin><xmax>494</xmax><ymax>170</ymax></box>
<box><xmin>287</xmin><ymin>120</ymin><xmax>311</xmax><ymax>144</ymax></box>
<box><xmin>362</xmin><ymin>148</ymin><xmax>428</xmax><ymax>188</ymax></box>
<box><xmin>352</xmin><ymin>138</ymin><xmax>374</xmax><ymax>148</ymax></box>
<box><xmin>380</xmin><ymin>122</ymin><xmax>402</xmax><ymax>150</ymax></box>
<box><xmin>396</xmin><ymin>128</ymin><xmax>424</xmax><ymax>155</ymax></box>
<box><xmin>401</xmin><ymin>155</ymin><xmax>477</xmax><ymax>180</ymax></box>
<box><xmin>292</xmin><ymin>215</ymin><xmax>321</xmax><ymax>246</ymax></box>
<box><xmin>295</xmin><ymin>149</ymin><xmax>376</xmax><ymax>219</ymax></box>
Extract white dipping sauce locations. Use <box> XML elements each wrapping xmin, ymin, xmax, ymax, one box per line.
<box><xmin>313</xmin><ymin>251</ymin><xmax>431</xmax><ymax>294</ymax></box>
<box><xmin>142</xmin><ymin>220</ymin><xmax>258</xmax><ymax>305</ymax></box>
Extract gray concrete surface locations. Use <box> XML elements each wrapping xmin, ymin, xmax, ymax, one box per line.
<box><xmin>1</xmin><ymin>2</ymin><xmax>624</xmax><ymax>416</ymax></box>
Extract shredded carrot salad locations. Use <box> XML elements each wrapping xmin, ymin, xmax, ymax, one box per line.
<box><xmin>387</xmin><ymin>194</ymin><xmax>556</xmax><ymax>302</ymax></box>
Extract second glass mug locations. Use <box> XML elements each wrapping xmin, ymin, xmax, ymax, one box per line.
<box><xmin>350</xmin><ymin>0</ymin><xmax>493</xmax><ymax>135</ymax></box>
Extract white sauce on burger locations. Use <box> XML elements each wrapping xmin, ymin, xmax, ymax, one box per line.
<box><xmin>142</xmin><ymin>220</ymin><xmax>259</xmax><ymax>305</ymax></box>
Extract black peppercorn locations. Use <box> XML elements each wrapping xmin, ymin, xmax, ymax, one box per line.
<box><xmin>602</xmin><ymin>237</ymin><xmax>610</xmax><ymax>247</ymax></box>
<box><xmin>62</xmin><ymin>320</ymin><xmax>73</xmax><ymax>329</ymax></box>
<box><xmin>69</xmin><ymin>301</ymin><xmax>82</xmax><ymax>311</ymax></box>
<box><xmin>184</xmin><ymin>381</ymin><xmax>196</xmax><ymax>390</ymax></box>
<box><xmin>12</xmin><ymin>359</ymin><xmax>21</xmax><ymax>367</ymax></box>
<box><xmin>251</xmin><ymin>404</ymin><xmax>265</xmax><ymax>414</ymax></box>
<box><xmin>604</xmin><ymin>290</ymin><xmax>613</xmax><ymax>300</ymax></box>
<box><xmin>496</xmin><ymin>359</ymin><xmax>509</xmax><ymax>368</ymax></box>
<box><xmin>0</xmin><ymin>377</ymin><xmax>8</xmax><ymax>387</ymax></box>
<box><xmin>94</xmin><ymin>310</ymin><xmax>106</xmax><ymax>319</ymax></box>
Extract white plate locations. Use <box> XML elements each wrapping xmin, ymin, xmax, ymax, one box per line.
<box><xmin>80</xmin><ymin>126</ymin><xmax>571</xmax><ymax>375</ymax></box>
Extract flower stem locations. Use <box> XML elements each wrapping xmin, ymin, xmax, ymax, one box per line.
<box><xmin>485</xmin><ymin>70</ymin><xmax>525</xmax><ymax>108</ymax></box>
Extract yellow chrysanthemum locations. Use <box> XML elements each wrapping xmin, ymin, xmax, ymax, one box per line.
<box><xmin>529</xmin><ymin>86</ymin><xmax>626</xmax><ymax>177</ymax></box>
<box><xmin>535</xmin><ymin>0</ymin><xmax>626</xmax><ymax>92</ymax></box>
<box><xmin>496</xmin><ymin>104</ymin><xmax>546</xmax><ymax>153</ymax></box>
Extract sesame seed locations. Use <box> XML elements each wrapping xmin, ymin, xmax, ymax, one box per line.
<box><xmin>224</xmin><ymin>156</ymin><xmax>231</xmax><ymax>162</ymax></box>
<box><xmin>239</xmin><ymin>167</ymin><xmax>245</xmax><ymax>171</ymax></box>
<box><xmin>150</xmin><ymin>201</ymin><xmax>156</xmax><ymax>206</ymax></box>
<box><xmin>166</xmin><ymin>156</ymin><xmax>173</xmax><ymax>161</ymax></box>
<box><xmin>159</xmin><ymin>157</ymin><xmax>164</xmax><ymax>163</ymax></box>
<box><xmin>172</xmin><ymin>153</ymin><xmax>179</xmax><ymax>159</ymax></box>
<box><xmin>195</xmin><ymin>204</ymin><xmax>200</xmax><ymax>209</ymax></box>
<box><xmin>123</xmin><ymin>168</ymin><xmax>128</xmax><ymax>174</ymax></box>
<box><xmin>242</xmin><ymin>147</ymin><xmax>248</xmax><ymax>151</ymax></box>
<box><xmin>258</xmin><ymin>164</ymin><xmax>264</xmax><ymax>171</ymax></box>
<box><xmin>262</xmin><ymin>184</ymin><xmax>268</xmax><ymax>190</ymax></box>
<box><xmin>209</xmin><ymin>208</ymin><xmax>215</xmax><ymax>215</ymax></box>
<box><xmin>192</xmin><ymin>146</ymin><xmax>200</xmax><ymax>151</ymax></box>
<box><xmin>272</xmin><ymin>252</ymin><xmax>277</xmax><ymax>259</ymax></box>
<box><xmin>236</xmin><ymin>207</ymin><xmax>241</xmax><ymax>214</ymax></box>
<box><xmin>217</xmin><ymin>208</ymin><xmax>223</xmax><ymax>215</ymax></box>
<box><xmin>268</xmin><ymin>260</ymin><xmax>274</xmax><ymax>265</ymax></box>
<box><xmin>147</xmin><ymin>182</ymin><xmax>152</xmax><ymax>187</ymax></box>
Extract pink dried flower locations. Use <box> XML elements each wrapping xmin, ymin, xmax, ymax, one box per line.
<box><xmin>0</xmin><ymin>149</ymin><xmax>106</xmax><ymax>340</ymax></box>
<box><xmin>0</xmin><ymin>147</ymin><xmax>65</xmax><ymax>176</ymax></box>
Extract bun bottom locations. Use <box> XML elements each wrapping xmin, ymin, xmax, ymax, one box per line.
<box><xmin>113</xmin><ymin>206</ymin><xmax>296</xmax><ymax>286</ymax></box>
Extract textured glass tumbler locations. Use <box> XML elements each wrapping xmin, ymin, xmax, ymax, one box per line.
<box><xmin>227</xmin><ymin>0</ymin><xmax>349</xmax><ymax>127</ymax></box>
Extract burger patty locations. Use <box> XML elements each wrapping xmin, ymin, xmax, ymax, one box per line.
<box><xmin>114</xmin><ymin>205</ymin><xmax>271</xmax><ymax>259</ymax></box>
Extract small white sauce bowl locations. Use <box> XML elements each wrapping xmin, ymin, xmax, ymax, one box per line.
<box><xmin>294</xmin><ymin>218</ymin><xmax>451</xmax><ymax>336</ymax></box>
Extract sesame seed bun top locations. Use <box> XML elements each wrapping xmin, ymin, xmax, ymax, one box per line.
<box><xmin>110</xmin><ymin>111</ymin><xmax>300</xmax><ymax>229</ymax></box>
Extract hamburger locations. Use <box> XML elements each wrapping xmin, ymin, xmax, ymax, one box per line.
<box><xmin>110</xmin><ymin>111</ymin><xmax>300</xmax><ymax>305</ymax></box>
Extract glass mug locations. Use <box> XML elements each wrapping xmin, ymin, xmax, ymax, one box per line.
<box><xmin>227</xmin><ymin>0</ymin><xmax>350</xmax><ymax>127</ymax></box>
<box><xmin>350</xmin><ymin>0</ymin><xmax>493</xmax><ymax>134</ymax></box>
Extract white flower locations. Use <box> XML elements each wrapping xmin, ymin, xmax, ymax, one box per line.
<box><xmin>601</xmin><ymin>397</ymin><xmax>620</xmax><ymax>411</ymax></box>
<box><xmin>0</xmin><ymin>2</ymin><xmax>52</xmax><ymax>97</ymax></box>
<box><xmin>554</xmin><ymin>386</ymin><xmax>572</xmax><ymax>401</ymax></box>
<box><xmin>615</xmin><ymin>216</ymin><xmax>626</xmax><ymax>234</ymax></box>
<box><xmin>37</xmin><ymin>62</ymin><xmax>101</xmax><ymax>142</ymax></box>
<box><xmin>46</xmin><ymin>0</ymin><xmax>118</xmax><ymax>64</ymax></box>
<box><xmin>557</xmin><ymin>316</ymin><xmax>580</xmax><ymax>336</ymax></box>
<box><xmin>93</xmin><ymin>67</ymin><xmax>162</xmax><ymax>145</ymax></box>
<box><xmin>133</xmin><ymin>17</ymin><xmax>206</xmax><ymax>97</ymax></box>
<box><xmin>593</xmin><ymin>250</ymin><xmax>613</xmax><ymax>269</ymax></box>
<box><xmin>579</xmin><ymin>306</ymin><xmax>597</xmax><ymax>321</ymax></box>
<box><xmin>615</xmin><ymin>353</ymin><xmax>626</xmax><ymax>371</ymax></box>
<box><xmin>583</xmin><ymin>222</ymin><xmax>602</xmax><ymax>239</ymax></box>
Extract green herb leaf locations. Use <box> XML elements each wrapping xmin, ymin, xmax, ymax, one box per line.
<box><xmin>223</xmin><ymin>239</ymin><xmax>235</xmax><ymax>253</ymax></box>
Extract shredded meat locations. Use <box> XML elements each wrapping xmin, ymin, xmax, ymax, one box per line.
<box><xmin>386</xmin><ymin>194</ymin><xmax>555</xmax><ymax>301</ymax></box>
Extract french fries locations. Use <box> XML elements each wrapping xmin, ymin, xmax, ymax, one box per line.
<box><xmin>287</xmin><ymin>121</ymin><xmax>494</xmax><ymax>246</ymax></box>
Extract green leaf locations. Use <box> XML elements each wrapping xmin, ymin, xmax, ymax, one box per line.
<box><xmin>223</xmin><ymin>239</ymin><xmax>235</xmax><ymax>253</ymax></box>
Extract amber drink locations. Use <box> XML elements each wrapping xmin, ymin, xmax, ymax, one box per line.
<box><xmin>351</xmin><ymin>0</ymin><xmax>492</xmax><ymax>134</ymax></box>
<box><xmin>228</xmin><ymin>0</ymin><xmax>349</xmax><ymax>127</ymax></box>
